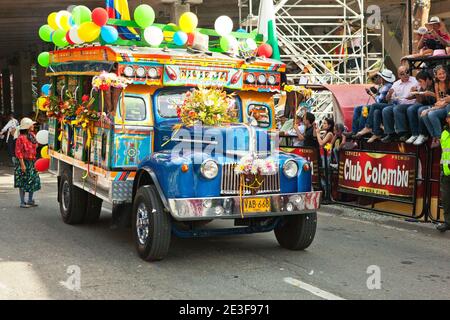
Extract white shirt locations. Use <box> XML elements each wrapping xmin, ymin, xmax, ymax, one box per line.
<box><xmin>0</xmin><ymin>118</ymin><xmax>19</xmax><ymax>142</ymax></box>
<box><xmin>391</xmin><ymin>77</ymin><xmax>418</xmax><ymax>105</ymax></box>
<box><xmin>288</xmin><ymin>124</ymin><xmax>306</xmax><ymax>147</ymax></box>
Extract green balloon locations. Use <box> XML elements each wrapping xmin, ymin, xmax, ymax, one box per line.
<box><xmin>72</xmin><ymin>5</ymin><xmax>92</xmax><ymax>25</ymax></box>
<box><xmin>38</xmin><ymin>52</ymin><xmax>50</xmax><ymax>67</ymax></box>
<box><xmin>53</xmin><ymin>29</ymin><xmax>68</xmax><ymax>48</ymax></box>
<box><xmin>220</xmin><ymin>36</ymin><xmax>230</xmax><ymax>51</ymax></box>
<box><xmin>39</xmin><ymin>25</ymin><xmax>53</xmax><ymax>42</ymax></box>
<box><xmin>134</xmin><ymin>4</ymin><xmax>155</xmax><ymax>28</ymax></box>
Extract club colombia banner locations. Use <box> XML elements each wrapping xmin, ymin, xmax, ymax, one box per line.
<box><xmin>338</xmin><ymin>150</ymin><xmax>416</xmax><ymax>199</ymax></box>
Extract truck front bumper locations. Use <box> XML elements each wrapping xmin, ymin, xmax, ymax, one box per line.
<box><xmin>167</xmin><ymin>191</ymin><xmax>322</xmax><ymax>221</ymax></box>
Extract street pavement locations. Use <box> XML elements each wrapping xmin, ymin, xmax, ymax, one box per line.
<box><xmin>0</xmin><ymin>162</ymin><xmax>450</xmax><ymax>300</ymax></box>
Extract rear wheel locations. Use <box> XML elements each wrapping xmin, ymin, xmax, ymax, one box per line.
<box><xmin>132</xmin><ymin>185</ymin><xmax>171</xmax><ymax>262</ymax></box>
<box><xmin>274</xmin><ymin>212</ymin><xmax>317</xmax><ymax>250</ymax></box>
<box><xmin>59</xmin><ymin>170</ymin><xmax>88</xmax><ymax>225</ymax></box>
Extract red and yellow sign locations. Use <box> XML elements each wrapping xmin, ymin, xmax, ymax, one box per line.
<box><xmin>281</xmin><ymin>147</ymin><xmax>319</xmax><ymax>186</ymax></box>
<box><xmin>338</xmin><ymin>151</ymin><xmax>416</xmax><ymax>199</ymax></box>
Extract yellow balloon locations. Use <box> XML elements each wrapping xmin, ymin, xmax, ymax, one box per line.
<box><xmin>37</xmin><ymin>96</ymin><xmax>49</xmax><ymax>111</ymax></box>
<box><xmin>179</xmin><ymin>12</ymin><xmax>198</xmax><ymax>33</ymax></box>
<box><xmin>60</xmin><ymin>15</ymin><xmax>72</xmax><ymax>32</ymax></box>
<box><xmin>48</xmin><ymin>12</ymin><xmax>59</xmax><ymax>31</ymax></box>
<box><xmin>41</xmin><ymin>146</ymin><xmax>50</xmax><ymax>159</ymax></box>
<box><xmin>78</xmin><ymin>22</ymin><xmax>101</xmax><ymax>42</ymax></box>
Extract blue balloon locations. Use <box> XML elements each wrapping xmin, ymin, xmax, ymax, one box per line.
<box><xmin>236</xmin><ymin>28</ymin><xmax>246</xmax><ymax>33</ymax></box>
<box><xmin>101</xmin><ymin>26</ymin><xmax>119</xmax><ymax>44</ymax></box>
<box><xmin>69</xmin><ymin>16</ymin><xmax>75</xmax><ymax>27</ymax></box>
<box><xmin>173</xmin><ymin>31</ymin><xmax>188</xmax><ymax>46</ymax></box>
<box><xmin>41</xmin><ymin>84</ymin><xmax>51</xmax><ymax>96</ymax></box>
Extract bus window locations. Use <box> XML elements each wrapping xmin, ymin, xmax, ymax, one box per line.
<box><xmin>248</xmin><ymin>104</ymin><xmax>271</xmax><ymax>128</ymax></box>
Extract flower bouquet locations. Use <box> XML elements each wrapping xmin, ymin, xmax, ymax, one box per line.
<box><xmin>92</xmin><ymin>71</ymin><xmax>132</xmax><ymax>114</ymax></box>
<box><xmin>234</xmin><ymin>155</ymin><xmax>277</xmax><ymax>195</ymax></box>
<box><xmin>74</xmin><ymin>95</ymin><xmax>100</xmax><ymax>127</ymax></box>
<box><xmin>178</xmin><ymin>87</ymin><xmax>238</xmax><ymax>127</ymax></box>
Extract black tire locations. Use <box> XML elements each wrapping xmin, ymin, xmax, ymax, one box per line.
<box><xmin>59</xmin><ymin>170</ymin><xmax>88</xmax><ymax>225</ymax></box>
<box><xmin>132</xmin><ymin>185</ymin><xmax>171</xmax><ymax>262</ymax></box>
<box><xmin>274</xmin><ymin>212</ymin><xmax>317</xmax><ymax>250</ymax></box>
<box><xmin>84</xmin><ymin>194</ymin><xmax>103</xmax><ymax>224</ymax></box>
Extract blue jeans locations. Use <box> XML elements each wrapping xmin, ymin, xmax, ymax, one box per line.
<box><xmin>407</xmin><ymin>104</ymin><xmax>428</xmax><ymax>136</ymax></box>
<box><xmin>383</xmin><ymin>104</ymin><xmax>414</xmax><ymax>135</ymax></box>
<box><xmin>352</xmin><ymin>105</ymin><xmax>368</xmax><ymax>133</ymax></box>
<box><xmin>422</xmin><ymin>104</ymin><xmax>450</xmax><ymax>138</ymax></box>
<box><xmin>366</xmin><ymin>103</ymin><xmax>388</xmax><ymax>131</ymax></box>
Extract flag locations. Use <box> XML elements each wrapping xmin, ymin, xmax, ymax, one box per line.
<box><xmin>257</xmin><ymin>0</ymin><xmax>281</xmax><ymax>61</ymax></box>
<box><xmin>105</xmin><ymin>0</ymin><xmax>140</xmax><ymax>40</ymax></box>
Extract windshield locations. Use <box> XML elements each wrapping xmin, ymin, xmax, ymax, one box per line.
<box><xmin>156</xmin><ymin>89</ymin><xmax>240</xmax><ymax>120</ymax></box>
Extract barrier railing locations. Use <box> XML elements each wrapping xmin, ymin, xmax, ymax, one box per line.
<box><xmin>426</xmin><ymin>147</ymin><xmax>444</xmax><ymax>223</ymax></box>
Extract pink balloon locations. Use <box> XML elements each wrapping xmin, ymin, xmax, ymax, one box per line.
<box><xmin>92</xmin><ymin>8</ymin><xmax>109</xmax><ymax>27</ymax></box>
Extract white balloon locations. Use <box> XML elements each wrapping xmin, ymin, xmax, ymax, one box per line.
<box><xmin>144</xmin><ymin>26</ymin><xmax>164</xmax><ymax>47</ymax></box>
<box><xmin>36</xmin><ymin>130</ymin><xmax>49</xmax><ymax>145</ymax></box>
<box><xmin>215</xmin><ymin>16</ymin><xmax>234</xmax><ymax>37</ymax></box>
<box><xmin>69</xmin><ymin>27</ymin><xmax>83</xmax><ymax>44</ymax></box>
<box><xmin>246</xmin><ymin>38</ymin><xmax>258</xmax><ymax>50</ymax></box>
<box><xmin>56</xmin><ymin>10</ymin><xmax>71</xmax><ymax>30</ymax></box>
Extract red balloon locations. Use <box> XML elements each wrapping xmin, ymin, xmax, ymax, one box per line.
<box><xmin>92</xmin><ymin>8</ymin><xmax>109</xmax><ymax>27</ymax></box>
<box><xmin>35</xmin><ymin>158</ymin><xmax>50</xmax><ymax>172</ymax></box>
<box><xmin>257</xmin><ymin>43</ymin><xmax>273</xmax><ymax>58</ymax></box>
<box><xmin>65</xmin><ymin>32</ymin><xmax>75</xmax><ymax>45</ymax></box>
<box><xmin>187</xmin><ymin>33</ymin><xmax>195</xmax><ymax>46</ymax></box>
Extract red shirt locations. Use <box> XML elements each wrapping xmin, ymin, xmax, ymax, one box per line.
<box><xmin>15</xmin><ymin>133</ymin><xmax>37</xmax><ymax>160</ymax></box>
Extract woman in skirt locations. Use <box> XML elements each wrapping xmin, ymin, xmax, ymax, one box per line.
<box><xmin>14</xmin><ymin>117</ymin><xmax>41</xmax><ymax>208</ymax></box>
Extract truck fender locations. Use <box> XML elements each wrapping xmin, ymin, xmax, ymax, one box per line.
<box><xmin>133</xmin><ymin>167</ymin><xmax>169</xmax><ymax>210</ymax></box>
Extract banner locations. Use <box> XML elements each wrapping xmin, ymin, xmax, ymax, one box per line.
<box><xmin>338</xmin><ymin>150</ymin><xmax>416</xmax><ymax>200</ymax></box>
<box><xmin>280</xmin><ymin>147</ymin><xmax>319</xmax><ymax>186</ymax></box>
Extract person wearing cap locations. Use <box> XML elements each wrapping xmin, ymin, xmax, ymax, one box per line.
<box><xmin>437</xmin><ymin>111</ymin><xmax>450</xmax><ymax>232</ymax></box>
<box><xmin>349</xmin><ymin>69</ymin><xmax>395</xmax><ymax>138</ymax></box>
<box><xmin>14</xmin><ymin>117</ymin><xmax>41</xmax><ymax>208</ymax></box>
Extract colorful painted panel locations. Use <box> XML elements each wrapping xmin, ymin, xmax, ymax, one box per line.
<box><xmin>111</xmin><ymin>132</ymin><xmax>151</xmax><ymax>169</ymax></box>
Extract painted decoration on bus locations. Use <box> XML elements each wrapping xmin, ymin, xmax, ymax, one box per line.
<box><xmin>338</xmin><ymin>151</ymin><xmax>416</xmax><ymax>199</ymax></box>
<box><xmin>280</xmin><ymin>147</ymin><xmax>319</xmax><ymax>186</ymax></box>
<box><xmin>163</xmin><ymin>65</ymin><xmax>243</xmax><ymax>89</ymax></box>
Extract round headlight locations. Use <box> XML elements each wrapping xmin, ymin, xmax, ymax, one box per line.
<box><xmin>123</xmin><ymin>66</ymin><xmax>134</xmax><ymax>77</ymax></box>
<box><xmin>283</xmin><ymin>160</ymin><xmax>298</xmax><ymax>178</ymax></box>
<box><xmin>200</xmin><ymin>160</ymin><xmax>219</xmax><ymax>180</ymax></box>
<box><xmin>136</xmin><ymin>67</ymin><xmax>146</xmax><ymax>78</ymax></box>
<box><xmin>258</xmin><ymin>74</ymin><xmax>267</xmax><ymax>84</ymax></box>
<box><xmin>246</xmin><ymin>73</ymin><xmax>255</xmax><ymax>84</ymax></box>
<box><xmin>268</xmin><ymin>75</ymin><xmax>277</xmax><ymax>85</ymax></box>
<box><xmin>148</xmin><ymin>67</ymin><xmax>158</xmax><ymax>78</ymax></box>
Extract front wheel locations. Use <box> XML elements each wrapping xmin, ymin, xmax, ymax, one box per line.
<box><xmin>132</xmin><ymin>185</ymin><xmax>171</xmax><ymax>262</ymax></box>
<box><xmin>274</xmin><ymin>212</ymin><xmax>317</xmax><ymax>250</ymax></box>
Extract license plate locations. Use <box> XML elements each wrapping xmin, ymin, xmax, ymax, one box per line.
<box><xmin>243</xmin><ymin>197</ymin><xmax>271</xmax><ymax>213</ymax></box>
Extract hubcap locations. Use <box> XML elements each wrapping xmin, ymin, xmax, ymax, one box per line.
<box><xmin>136</xmin><ymin>202</ymin><xmax>150</xmax><ymax>245</ymax></box>
<box><xmin>62</xmin><ymin>181</ymin><xmax>70</xmax><ymax>212</ymax></box>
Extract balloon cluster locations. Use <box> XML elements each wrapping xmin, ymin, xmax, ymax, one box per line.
<box><xmin>35</xmin><ymin>130</ymin><xmax>50</xmax><ymax>172</ymax></box>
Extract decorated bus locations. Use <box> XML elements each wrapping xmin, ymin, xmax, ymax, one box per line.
<box><xmin>36</xmin><ymin>3</ymin><xmax>321</xmax><ymax>261</ymax></box>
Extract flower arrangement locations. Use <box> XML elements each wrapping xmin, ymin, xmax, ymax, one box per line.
<box><xmin>92</xmin><ymin>71</ymin><xmax>132</xmax><ymax>91</ymax></box>
<box><xmin>178</xmin><ymin>87</ymin><xmax>238</xmax><ymax>126</ymax></box>
<box><xmin>74</xmin><ymin>95</ymin><xmax>100</xmax><ymax>126</ymax></box>
<box><xmin>283</xmin><ymin>85</ymin><xmax>313</xmax><ymax>100</ymax></box>
<box><xmin>234</xmin><ymin>155</ymin><xmax>277</xmax><ymax>176</ymax></box>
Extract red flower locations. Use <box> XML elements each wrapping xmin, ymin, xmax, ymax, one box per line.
<box><xmin>100</xmin><ymin>84</ymin><xmax>110</xmax><ymax>91</ymax></box>
<box><xmin>82</xmin><ymin>95</ymin><xmax>90</xmax><ymax>103</ymax></box>
<box><xmin>176</xmin><ymin>107</ymin><xmax>181</xmax><ymax>118</ymax></box>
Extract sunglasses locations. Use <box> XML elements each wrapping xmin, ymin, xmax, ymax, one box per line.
<box><xmin>399</xmin><ymin>72</ymin><xmax>409</xmax><ymax>76</ymax></box>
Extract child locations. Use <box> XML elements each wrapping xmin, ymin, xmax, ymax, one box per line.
<box><xmin>437</xmin><ymin>111</ymin><xmax>450</xmax><ymax>232</ymax></box>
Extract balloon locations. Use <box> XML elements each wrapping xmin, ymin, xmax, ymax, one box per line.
<box><xmin>35</xmin><ymin>158</ymin><xmax>50</xmax><ymax>172</ymax></box>
<box><xmin>53</xmin><ymin>29</ymin><xmax>69</xmax><ymax>47</ymax></box>
<box><xmin>187</xmin><ymin>33</ymin><xmax>195</xmax><ymax>46</ymax></box>
<box><xmin>69</xmin><ymin>27</ymin><xmax>83</xmax><ymax>44</ymax></box>
<box><xmin>245</xmin><ymin>38</ymin><xmax>258</xmax><ymax>50</ymax></box>
<box><xmin>236</xmin><ymin>28</ymin><xmax>246</xmax><ymax>33</ymax></box>
<box><xmin>173</xmin><ymin>31</ymin><xmax>188</xmax><ymax>46</ymax></box>
<box><xmin>36</xmin><ymin>130</ymin><xmax>49</xmax><ymax>145</ymax></box>
<box><xmin>134</xmin><ymin>4</ymin><xmax>155</xmax><ymax>28</ymax></box>
<box><xmin>41</xmin><ymin>84</ymin><xmax>51</xmax><ymax>96</ymax></box>
<box><xmin>101</xmin><ymin>26</ymin><xmax>118</xmax><ymax>43</ymax></box>
<box><xmin>37</xmin><ymin>52</ymin><xmax>50</xmax><ymax>68</ymax></box>
<box><xmin>78</xmin><ymin>22</ymin><xmax>101</xmax><ymax>42</ymax></box>
<box><xmin>92</xmin><ymin>8</ymin><xmax>109</xmax><ymax>27</ymax></box>
<box><xmin>37</xmin><ymin>97</ymin><xmax>49</xmax><ymax>111</ymax></box>
<box><xmin>39</xmin><ymin>25</ymin><xmax>53</xmax><ymax>42</ymax></box>
<box><xmin>179</xmin><ymin>12</ymin><xmax>198</xmax><ymax>33</ymax></box>
<box><xmin>65</xmin><ymin>31</ymin><xmax>75</xmax><ymax>45</ymax></box>
<box><xmin>41</xmin><ymin>146</ymin><xmax>50</xmax><ymax>160</ymax></box>
<box><xmin>48</xmin><ymin>12</ymin><xmax>59</xmax><ymax>30</ymax></box>
<box><xmin>144</xmin><ymin>26</ymin><xmax>164</xmax><ymax>47</ymax></box>
<box><xmin>215</xmin><ymin>16</ymin><xmax>233</xmax><ymax>36</ymax></box>
<box><xmin>257</xmin><ymin>43</ymin><xmax>273</xmax><ymax>58</ymax></box>
<box><xmin>220</xmin><ymin>35</ymin><xmax>238</xmax><ymax>52</ymax></box>
<box><xmin>72</xmin><ymin>5</ymin><xmax>92</xmax><ymax>25</ymax></box>
<box><xmin>163</xmin><ymin>23</ymin><xmax>178</xmax><ymax>42</ymax></box>
<box><xmin>56</xmin><ymin>10</ymin><xmax>72</xmax><ymax>31</ymax></box>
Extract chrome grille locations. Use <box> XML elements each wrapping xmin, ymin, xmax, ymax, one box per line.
<box><xmin>221</xmin><ymin>163</ymin><xmax>280</xmax><ymax>195</ymax></box>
